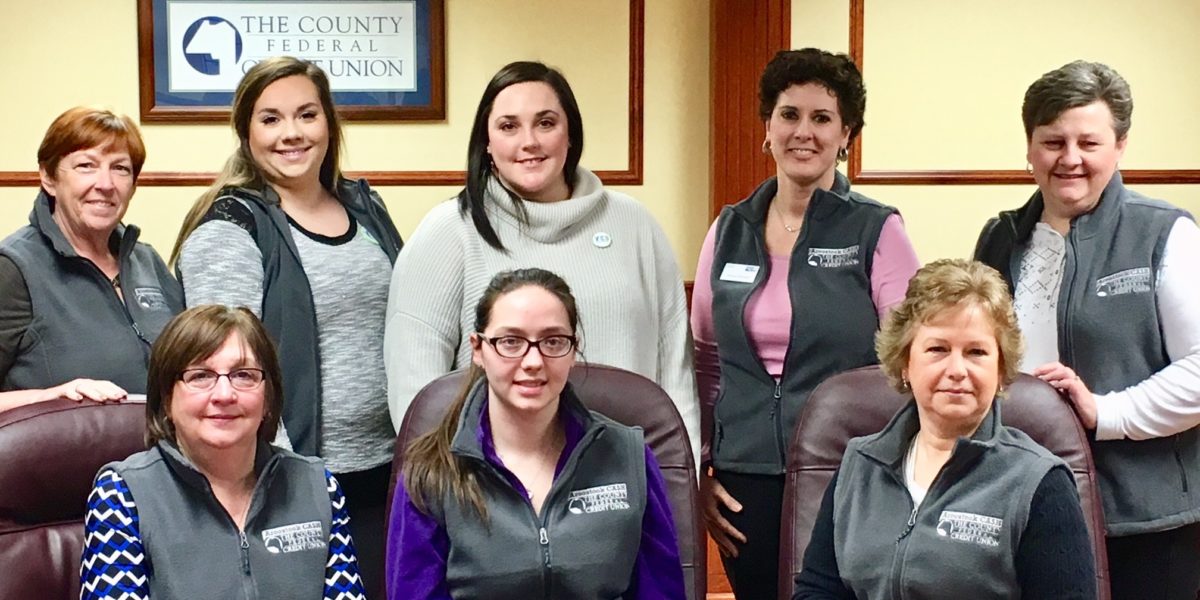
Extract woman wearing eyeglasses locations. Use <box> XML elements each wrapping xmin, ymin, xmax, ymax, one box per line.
<box><xmin>81</xmin><ymin>305</ymin><xmax>365</xmax><ymax>600</ymax></box>
<box><xmin>385</xmin><ymin>269</ymin><xmax>686</xmax><ymax>600</ymax></box>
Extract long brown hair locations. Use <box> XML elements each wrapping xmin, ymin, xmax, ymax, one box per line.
<box><xmin>403</xmin><ymin>269</ymin><xmax>580</xmax><ymax>520</ymax></box>
<box><xmin>169</xmin><ymin>56</ymin><xmax>344</xmax><ymax>266</ymax></box>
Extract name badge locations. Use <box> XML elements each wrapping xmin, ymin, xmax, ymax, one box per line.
<box><xmin>719</xmin><ymin>263</ymin><xmax>759</xmax><ymax>283</ymax></box>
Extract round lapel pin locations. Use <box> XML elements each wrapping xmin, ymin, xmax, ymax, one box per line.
<box><xmin>592</xmin><ymin>232</ymin><xmax>612</xmax><ymax>248</ymax></box>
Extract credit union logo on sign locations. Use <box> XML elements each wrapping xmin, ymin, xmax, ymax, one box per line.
<box><xmin>182</xmin><ymin>17</ymin><xmax>244</xmax><ymax>76</ymax></box>
<box><xmin>166</xmin><ymin>2</ymin><xmax>418</xmax><ymax>93</ymax></box>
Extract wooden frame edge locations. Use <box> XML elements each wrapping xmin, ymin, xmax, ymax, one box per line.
<box><xmin>136</xmin><ymin>0</ymin><xmax>448</xmax><ymax>123</ymax></box>
<box><xmin>846</xmin><ymin>0</ymin><xmax>1200</xmax><ymax>185</ymax></box>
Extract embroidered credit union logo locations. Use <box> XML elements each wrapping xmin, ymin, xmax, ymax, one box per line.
<box><xmin>1094</xmin><ymin>267</ymin><xmax>1152</xmax><ymax>297</ymax></box>
<box><xmin>567</xmin><ymin>483</ymin><xmax>630</xmax><ymax>514</ymax></box>
<box><xmin>262</xmin><ymin>521</ymin><xmax>326</xmax><ymax>554</ymax></box>
<box><xmin>807</xmin><ymin>245</ymin><xmax>860</xmax><ymax>268</ymax></box>
<box><xmin>936</xmin><ymin>511</ymin><xmax>1003</xmax><ymax>547</ymax></box>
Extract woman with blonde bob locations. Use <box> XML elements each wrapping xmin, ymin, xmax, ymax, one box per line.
<box><xmin>173</xmin><ymin>56</ymin><xmax>403</xmax><ymax>588</ymax></box>
<box><xmin>794</xmin><ymin>259</ymin><xmax>1095</xmax><ymax>599</ymax></box>
<box><xmin>81</xmin><ymin>305</ymin><xmax>364</xmax><ymax>599</ymax></box>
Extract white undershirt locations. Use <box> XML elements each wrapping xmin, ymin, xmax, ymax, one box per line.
<box><xmin>1015</xmin><ymin>216</ymin><xmax>1200</xmax><ymax>441</ymax></box>
<box><xmin>903</xmin><ymin>435</ymin><xmax>928</xmax><ymax>507</ymax></box>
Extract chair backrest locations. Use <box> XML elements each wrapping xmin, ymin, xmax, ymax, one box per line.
<box><xmin>387</xmin><ymin>364</ymin><xmax>705</xmax><ymax>600</ymax></box>
<box><xmin>0</xmin><ymin>398</ymin><xmax>147</xmax><ymax>600</ymax></box>
<box><xmin>778</xmin><ymin>366</ymin><xmax>1109</xmax><ymax>600</ymax></box>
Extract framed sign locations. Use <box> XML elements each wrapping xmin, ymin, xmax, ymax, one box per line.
<box><xmin>136</xmin><ymin>0</ymin><xmax>445</xmax><ymax>122</ymax></box>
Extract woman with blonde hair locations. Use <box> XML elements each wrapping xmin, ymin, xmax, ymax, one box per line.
<box><xmin>173</xmin><ymin>56</ymin><xmax>403</xmax><ymax>590</ymax></box>
<box><xmin>794</xmin><ymin>259</ymin><xmax>1094</xmax><ymax>599</ymax></box>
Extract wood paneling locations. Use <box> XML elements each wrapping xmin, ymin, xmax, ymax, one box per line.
<box><xmin>707</xmin><ymin>2</ymin><xmax>791</xmax><ymax>596</ymax></box>
<box><xmin>0</xmin><ymin>0</ymin><xmax>643</xmax><ymax>189</ymax></box>
<box><xmin>709</xmin><ymin>0</ymin><xmax>791</xmax><ymax>222</ymax></box>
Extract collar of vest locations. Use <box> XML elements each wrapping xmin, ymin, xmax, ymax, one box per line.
<box><xmin>449</xmin><ymin>377</ymin><xmax>599</xmax><ymax>463</ymax></box>
<box><xmin>856</xmin><ymin>397</ymin><xmax>1005</xmax><ymax>470</ymax></box>
<box><xmin>30</xmin><ymin>189</ymin><xmax>139</xmax><ymax>261</ymax></box>
<box><xmin>155</xmin><ymin>439</ymin><xmax>278</xmax><ymax>493</ymax></box>
<box><xmin>729</xmin><ymin>171</ymin><xmax>854</xmax><ymax>226</ymax></box>
<box><xmin>999</xmin><ymin>171</ymin><xmax>1128</xmax><ymax>244</ymax></box>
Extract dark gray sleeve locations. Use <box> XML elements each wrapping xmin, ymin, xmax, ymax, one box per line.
<box><xmin>0</xmin><ymin>255</ymin><xmax>32</xmax><ymax>382</ymax></box>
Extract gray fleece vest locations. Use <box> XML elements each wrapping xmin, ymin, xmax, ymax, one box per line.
<box><xmin>710</xmin><ymin>174</ymin><xmax>893</xmax><ymax>474</ymax></box>
<box><xmin>437</xmin><ymin>382</ymin><xmax>648</xmax><ymax>599</ymax></box>
<box><xmin>975</xmin><ymin>173</ymin><xmax>1200</xmax><ymax>536</ymax></box>
<box><xmin>211</xmin><ymin>178</ymin><xmax>403</xmax><ymax>456</ymax></box>
<box><xmin>110</xmin><ymin>442</ymin><xmax>331</xmax><ymax>600</ymax></box>
<box><xmin>833</xmin><ymin>402</ymin><xmax>1063</xmax><ymax>600</ymax></box>
<box><xmin>0</xmin><ymin>192</ymin><xmax>181</xmax><ymax>393</ymax></box>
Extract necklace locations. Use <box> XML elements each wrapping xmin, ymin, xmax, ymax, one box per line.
<box><xmin>772</xmin><ymin>199</ymin><xmax>800</xmax><ymax>233</ymax></box>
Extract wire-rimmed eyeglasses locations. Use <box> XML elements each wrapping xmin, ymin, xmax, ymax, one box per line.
<box><xmin>179</xmin><ymin>368</ymin><xmax>266</xmax><ymax>391</ymax></box>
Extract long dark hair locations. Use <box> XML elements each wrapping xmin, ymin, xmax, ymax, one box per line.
<box><xmin>403</xmin><ymin>268</ymin><xmax>580</xmax><ymax>520</ymax></box>
<box><xmin>459</xmin><ymin>61</ymin><xmax>585</xmax><ymax>251</ymax></box>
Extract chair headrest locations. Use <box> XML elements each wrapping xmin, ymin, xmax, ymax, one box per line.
<box><xmin>0</xmin><ymin>399</ymin><xmax>146</xmax><ymax>530</ymax></box>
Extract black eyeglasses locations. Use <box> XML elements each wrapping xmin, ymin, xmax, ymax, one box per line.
<box><xmin>481</xmin><ymin>334</ymin><xmax>577</xmax><ymax>359</ymax></box>
<box><xmin>179</xmin><ymin>368</ymin><xmax>266</xmax><ymax>391</ymax></box>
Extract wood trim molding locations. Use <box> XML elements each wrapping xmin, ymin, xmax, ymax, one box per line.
<box><xmin>846</xmin><ymin>0</ymin><xmax>1200</xmax><ymax>185</ymax></box>
<box><xmin>2</xmin><ymin>0</ymin><xmax>643</xmax><ymax>189</ymax></box>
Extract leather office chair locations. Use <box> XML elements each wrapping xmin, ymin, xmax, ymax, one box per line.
<box><xmin>778</xmin><ymin>366</ymin><xmax>1109</xmax><ymax>600</ymax></box>
<box><xmin>0</xmin><ymin>398</ymin><xmax>147</xmax><ymax>600</ymax></box>
<box><xmin>387</xmin><ymin>364</ymin><xmax>705</xmax><ymax>600</ymax></box>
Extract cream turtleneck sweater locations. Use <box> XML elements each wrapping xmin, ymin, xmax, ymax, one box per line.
<box><xmin>384</xmin><ymin>168</ymin><xmax>700</xmax><ymax>464</ymax></box>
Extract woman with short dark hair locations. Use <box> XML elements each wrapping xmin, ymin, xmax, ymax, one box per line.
<box><xmin>691</xmin><ymin>48</ymin><xmax>919</xmax><ymax>599</ymax></box>
<box><xmin>0</xmin><ymin>106</ymin><xmax>181</xmax><ymax>412</ymax></box>
<box><xmin>975</xmin><ymin>60</ymin><xmax>1200</xmax><ymax>600</ymax></box>
<box><xmin>81</xmin><ymin>305</ymin><xmax>365</xmax><ymax>600</ymax></box>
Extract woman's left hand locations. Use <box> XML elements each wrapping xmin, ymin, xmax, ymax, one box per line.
<box><xmin>1033</xmin><ymin>362</ymin><xmax>1097</xmax><ymax>429</ymax></box>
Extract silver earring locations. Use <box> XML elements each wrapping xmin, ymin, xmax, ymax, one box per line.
<box><xmin>902</xmin><ymin>377</ymin><xmax>910</xmax><ymax>392</ymax></box>
<box><xmin>1025</xmin><ymin>162</ymin><xmax>1033</xmax><ymax>174</ymax></box>
<box><xmin>837</xmin><ymin>147</ymin><xmax>849</xmax><ymax>162</ymax></box>
<box><xmin>762</xmin><ymin>139</ymin><xmax>771</xmax><ymax>155</ymax></box>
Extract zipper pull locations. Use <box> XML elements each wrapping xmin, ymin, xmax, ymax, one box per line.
<box><xmin>896</xmin><ymin>507</ymin><xmax>918</xmax><ymax>542</ymax></box>
<box><xmin>240</xmin><ymin>530</ymin><xmax>249</xmax><ymax>549</ymax></box>
<box><xmin>131</xmin><ymin>322</ymin><xmax>147</xmax><ymax>343</ymax></box>
<box><xmin>539</xmin><ymin>527</ymin><xmax>549</xmax><ymax>546</ymax></box>
<box><xmin>774</xmin><ymin>382</ymin><xmax>782</xmax><ymax>399</ymax></box>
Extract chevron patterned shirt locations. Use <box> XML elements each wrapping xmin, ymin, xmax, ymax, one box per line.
<box><xmin>80</xmin><ymin>468</ymin><xmax>365</xmax><ymax>600</ymax></box>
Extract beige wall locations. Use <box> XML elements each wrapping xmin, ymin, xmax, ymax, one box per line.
<box><xmin>6</xmin><ymin>1</ymin><xmax>1198</xmax><ymax>280</ymax></box>
<box><xmin>0</xmin><ymin>0</ymin><xmax>710</xmax><ymax>276</ymax></box>
<box><xmin>794</xmin><ymin>0</ymin><xmax>1200</xmax><ymax>263</ymax></box>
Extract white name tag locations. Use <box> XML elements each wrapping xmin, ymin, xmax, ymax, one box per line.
<box><xmin>719</xmin><ymin>263</ymin><xmax>760</xmax><ymax>283</ymax></box>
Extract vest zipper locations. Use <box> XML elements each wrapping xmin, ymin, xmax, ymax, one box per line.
<box><xmin>538</xmin><ymin>525</ymin><xmax>551</xmax><ymax>592</ymax></box>
<box><xmin>240</xmin><ymin>530</ymin><xmax>251</xmax><ymax>574</ymax></box>
<box><xmin>773</xmin><ymin>381</ymin><xmax>786</xmax><ymax>466</ymax></box>
<box><xmin>1060</xmin><ymin>228</ymin><xmax>1079</xmax><ymax>365</ymax></box>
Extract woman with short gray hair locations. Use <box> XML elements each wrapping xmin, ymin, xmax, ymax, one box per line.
<box><xmin>976</xmin><ymin>60</ymin><xmax>1200</xmax><ymax>599</ymax></box>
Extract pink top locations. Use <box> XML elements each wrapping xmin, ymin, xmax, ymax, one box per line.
<box><xmin>690</xmin><ymin>213</ymin><xmax>920</xmax><ymax>462</ymax></box>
